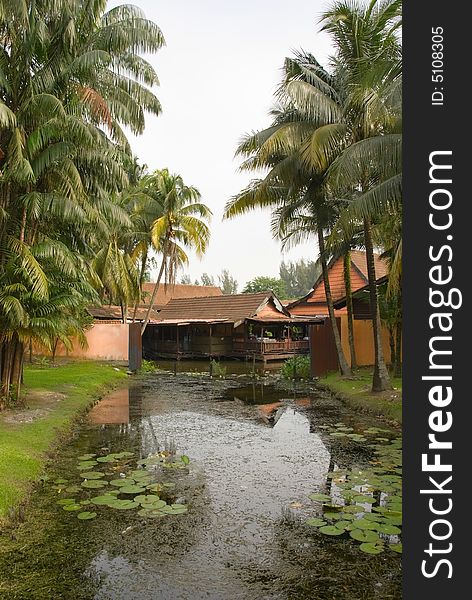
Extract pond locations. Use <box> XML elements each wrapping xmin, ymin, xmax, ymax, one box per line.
<box><xmin>1</xmin><ymin>373</ymin><xmax>401</xmax><ymax>600</ymax></box>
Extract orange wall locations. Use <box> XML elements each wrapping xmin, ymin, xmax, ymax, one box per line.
<box><xmin>340</xmin><ymin>316</ymin><xmax>392</xmax><ymax>367</ymax></box>
<box><xmin>53</xmin><ymin>323</ymin><xmax>129</xmax><ymax>361</ymax></box>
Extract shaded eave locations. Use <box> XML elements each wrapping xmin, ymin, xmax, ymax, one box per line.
<box><xmin>333</xmin><ymin>275</ymin><xmax>388</xmax><ymax>309</ymax></box>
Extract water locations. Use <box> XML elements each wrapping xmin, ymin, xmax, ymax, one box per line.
<box><xmin>1</xmin><ymin>374</ymin><xmax>401</xmax><ymax>600</ymax></box>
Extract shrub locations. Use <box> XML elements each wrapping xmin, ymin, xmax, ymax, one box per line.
<box><xmin>280</xmin><ymin>355</ymin><xmax>311</xmax><ymax>380</ymax></box>
<box><xmin>138</xmin><ymin>359</ymin><xmax>160</xmax><ymax>373</ymax></box>
<box><xmin>210</xmin><ymin>359</ymin><xmax>227</xmax><ymax>378</ymax></box>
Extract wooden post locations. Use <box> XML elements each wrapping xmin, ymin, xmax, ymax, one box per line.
<box><xmin>209</xmin><ymin>324</ymin><xmax>213</xmax><ymax>357</ymax></box>
<box><xmin>176</xmin><ymin>325</ymin><xmax>180</xmax><ymax>358</ymax></box>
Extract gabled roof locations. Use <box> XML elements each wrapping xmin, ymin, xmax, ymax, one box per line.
<box><xmin>155</xmin><ymin>292</ymin><xmax>293</xmax><ymax>325</ymax></box>
<box><xmin>287</xmin><ymin>250</ymin><xmax>388</xmax><ymax>309</ymax></box>
<box><xmin>140</xmin><ymin>282</ymin><xmax>223</xmax><ymax>311</ymax></box>
<box><xmin>333</xmin><ymin>275</ymin><xmax>389</xmax><ymax>309</ymax></box>
<box><xmin>88</xmin><ymin>306</ymin><xmax>160</xmax><ymax>322</ymax></box>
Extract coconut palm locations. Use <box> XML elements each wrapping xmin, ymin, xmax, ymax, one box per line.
<box><xmin>317</xmin><ymin>0</ymin><xmax>401</xmax><ymax>391</ymax></box>
<box><xmin>140</xmin><ymin>169</ymin><xmax>212</xmax><ymax>335</ymax></box>
<box><xmin>224</xmin><ymin>60</ymin><xmax>353</xmax><ymax>377</ymax></box>
<box><xmin>0</xmin><ymin>0</ymin><xmax>164</xmax><ymax>402</ymax></box>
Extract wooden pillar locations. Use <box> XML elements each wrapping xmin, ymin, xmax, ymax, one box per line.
<box><xmin>176</xmin><ymin>325</ymin><xmax>180</xmax><ymax>357</ymax></box>
<box><xmin>209</xmin><ymin>323</ymin><xmax>213</xmax><ymax>357</ymax></box>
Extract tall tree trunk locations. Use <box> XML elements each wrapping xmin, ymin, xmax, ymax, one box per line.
<box><xmin>141</xmin><ymin>253</ymin><xmax>167</xmax><ymax>335</ymax></box>
<box><xmin>388</xmin><ymin>327</ymin><xmax>396</xmax><ymax>371</ymax></box>
<box><xmin>394</xmin><ymin>323</ymin><xmax>402</xmax><ymax>377</ymax></box>
<box><xmin>132</xmin><ymin>251</ymin><xmax>148</xmax><ymax>323</ymax></box>
<box><xmin>318</xmin><ymin>226</ymin><xmax>352</xmax><ymax>377</ymax></box>
<box><xmin>11</xmin><ymin>340</ymin><xmax>24</xmax><ymax>402</ymax></box>
<box><xmin>343</xmin><ymin>251</ymin><xmax>358</xmax><ymax>370</ymax></box>
<box><xmin>363</xmin><ymin>217</ymin><xmax>391</xmax><ymax>392</ymax></box>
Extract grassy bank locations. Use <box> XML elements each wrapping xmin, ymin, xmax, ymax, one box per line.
<box><xmin>0</xmin><ymin>361</ymin><xmax>127</xmax><ymax>520</ymax></box>
<box><xmin>318</xmin><ymin>369</ymin><xmax>402</xmax><ymax>424</ymax></box>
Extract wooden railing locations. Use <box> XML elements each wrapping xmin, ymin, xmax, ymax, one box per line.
<box><xmin>233</xmin><ymin>339</ymin><xmax>309</xmax><ymax>355</ymax></box>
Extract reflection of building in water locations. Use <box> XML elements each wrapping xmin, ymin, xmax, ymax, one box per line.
<box><xmin>88</xmin><ymin>388</ymin><xmax>130</xmax><ymax>425</ymax></box>
<box><xmin>86</xmin><ymin>385</ymin><xmax>145</xmax><ymax>449</ymax></box>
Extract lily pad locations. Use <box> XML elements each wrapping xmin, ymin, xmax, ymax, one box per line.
<box><xmin>119</xmin><ymin>485</ymin><xmax>146</xmax><ymax>495</ymax></box>
<box><xmin>90</xmin><ymin>495</ymin><xmax>119</xmax><ymax>505</ymax></box>
<box><xmin>77</xmin><ymin>461</ymin><xmax>98</xmax><ymax>469</ymax></box>
<box><xmin>181</xmin><ymin>455</ymin><xmax>190</xmax><ymax>465</ymax></box>
<box><xmin>306</xmin><ymin>518</ymin><xmax>327</xmax><ymax>527</ymax></box>
<box><xmin>77</xmin><ymin>454</ymin><xmax>96</xmax><ymax>461</ymax></box>
<box><xmin>65</xmin><ymin>486</ymin><xmax>81</xmax><ymax>494</ymax></box>
<box><xmin>96</xmin><ymin>455</ymin><xmax>117</xmax><ymax>463</ymax></box>
<box><xmin>81</xmin><ymin>480</ymin><xmax>108</xmax><ymax>489</ymax></box>
<box><xmin>351</xmin><ymin>518</ymin><xmax>378</xmax><ymax>530</ymax></box>
<box><xmin>109</xmin><ymin>479</ymin><xmax>130</xmax><ymax>487</ymax></box>
<box><xmin>377</xmin><ymin>524</ymin><xmax>401</xmax><ymax>535</ymax></box>
<box><xmin>390</xmin><ymin>543</ymin><xmax>402</xmax><ymax>554</ymax></box>
<box><xmin>145</xmin><ymin>483</ymin><xmax>162</xmax><ymax>492</ymax></box>
<box><xmin>80</xmin><ymin>471</ymin><xmax>105</xmax><ymax>480</ymax></box>
<box><xmin>359</xmin><ymin>542</ymin><xmax>384</xmax><ymax>555</ymax></box>
<box><xmin>141</xmin><ymin>509</ymin><xmax>168</xmax><ymax>518</ymax></box>
<box><xmin>308</xmin><ymin>493</ymin><xmax>331</xmax><ymax>502</ymax></box>
<box><xmin>353</xmin><ymin>495</ymin><xmax>376</xmax><ymax>504</ymax></box>
<box><xmin>107</xmin><ymin>499</ymin><xmax>139</xmax><ymax>510</ymax></box>
<box><xmin>319</xmin><ymin>525</ymin><xmax>345</xmax><ymax>536</ymax></box>
<box><xmin>63</xmin><ymin>504</ymin><xmax>81</xmax><ymax>511</ymax></box>
<box><xmin>334</xmin><ymin>520</ymin><xmax>352</xmax><ymax>530</ymax></box>
<box><xmin>56</xmin><ymin>498</ymin><xmax>76</xmax><ymax>506</ymax></box>
<box><xmin>138</xmin><ymin>497</ymin><xmax>166</xmax><ymax>509</ymax></box>
<box><xmin>77</xmin><ymin>511</ymin><xmax>97</xmax><ymax>520</ymax></box>
<box><xmin>350</xmin><ymin>529</ymin><xmax>380</xmax><ymax>543</ymax></box>
<box><xmin>54</xmin><ymin>478</ymin><xmax>68</xmax><ymax>484</ymax></box>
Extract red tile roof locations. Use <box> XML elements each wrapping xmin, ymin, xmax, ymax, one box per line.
<box><xmin>156</xmin><ymin>292</ymin><xmax>280</xmax><ymax>324</ymax></box>
<box><xmin>287</xmin><ymin>251</ymin><xmax>388</xmax><ymax>312</ymax></box>
<box><xmin>140</xmin><ymin>282</ymin><xmax>222</xmax><ymax>310</ymax></box>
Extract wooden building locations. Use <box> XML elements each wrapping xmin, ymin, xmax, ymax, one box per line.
<box><xmin>143</xmin><ymin>292</ymin><xmax>322</xmax><ymax>362</ymax></box>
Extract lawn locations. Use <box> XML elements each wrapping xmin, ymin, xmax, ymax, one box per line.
<box><xmin>0</xmin><ymin>361</ymin><xmax>127</xmax><ymax>520</ymax></box>
<box><xmin>319</xmin><ymin>369</ymin><xmax>402</xmax><ymax>424</ymax></box>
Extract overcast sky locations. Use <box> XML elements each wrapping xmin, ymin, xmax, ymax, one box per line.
<box><xmin>108</xmin><ymin>0</ymin><xmax>333</xmax><ymax>288</ymax></box>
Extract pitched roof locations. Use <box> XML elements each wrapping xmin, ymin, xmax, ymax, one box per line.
<box><xmin>287</xmin><ymin>250</ymin><xmax>388</xmax><ymax>309</ymax></box>
<box><xmin>88</xmin><ymin>306</ymin><xmax>161</xmax><ymax>322</ymax></box>
<box><xmin>350</xmin><ymin>250</ymin><xmax>389</xmax><ymax>281</ymax></box>
<box><xmin>156</xmin><ymin>292</ymin><xmax>292</xmax><ymax>325</ymax></box>
<box><xmin>140</xmin><ymin>282</ymin><xmax>222</xmax><ymax>310</ymax></box>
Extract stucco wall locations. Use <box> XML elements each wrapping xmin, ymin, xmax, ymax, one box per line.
<box><xmin>54</xmin><ymin>323</ymin><xmax>129</xmax><ymax>361</ymax></box>
<box><xmin>340</xmin><ymin>316</ymin><xmax>392</xmax><ymax>367</ymax></box>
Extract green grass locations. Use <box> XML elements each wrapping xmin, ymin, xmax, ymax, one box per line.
<box><xmin>319</xmin><ymin>369</ymin><xmax>402</xmax><ymax>424</ymax></box>
<box><xmin>0</xmin><ymin>361</ymin><xmax>126</xmax><ymax>519</ymax></box>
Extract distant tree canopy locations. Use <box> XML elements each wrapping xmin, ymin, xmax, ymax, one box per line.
<box><xmin>242</xmin><ymin>276</ymin><xmax>287</xmax><ymax>298</ymax></box>
<box><xmin>179</xmin><ymin>274</ymin><xmax>192</xmax><ymax>284</ymax></box>
<box><xmin>218</xmin><ymin>269</ymin><xmax>238</xmax><ymax>295</ymax></box>
<box><xmin>200</xmin><ymin>273</ymin><xmax>215</xmax><ymax>286</ymax></box>
<box><xmin>279</xmin><ymin>259</ymin><xmax>320</xmax><ymax>298</ymax></box>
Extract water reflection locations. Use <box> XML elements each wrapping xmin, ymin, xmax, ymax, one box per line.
<box><xmin>88</xmin><ymin>388</ymin><xmax>130</xmax><ymax>424</ymax></box>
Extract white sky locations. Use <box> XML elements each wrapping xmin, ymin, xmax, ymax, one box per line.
<box><xmin>108</xmin><ymin>0</ymin><xmax>333</xmax><ymax>288</ymax></box>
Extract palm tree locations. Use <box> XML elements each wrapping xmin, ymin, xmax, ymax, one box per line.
<box><xmin>140</xmin><ymin>169</ymin><xmax>212</xmax><ymax>335</ymax></box>
<box><xmin>224</xmin><ymin>58</ymin><xmax>353</xmax><ymax>377</ymax></box>
<box><xmin>1</xmin><ymin>1</ymin><xmax>164</xmax><ymax>402</ymax></box>
<box><xmin>318</xmin><ymin>0</ymin><xmax>401</xmax><ymax>391</ymax></box>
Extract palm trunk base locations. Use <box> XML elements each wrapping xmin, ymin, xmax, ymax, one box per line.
<box><xmin>372</xmin><ymin>363</ymin><xmax>392</xmax><ymax>392</ymax></box>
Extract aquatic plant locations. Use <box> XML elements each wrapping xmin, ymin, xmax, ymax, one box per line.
<box><xmin>210</xmin><ymin>360</ymin><xmax>227</xmax><ymax>378</ymax></box>
<box><xmin>305</xmin><ymin>423</ymin><xmax>402</xmax><ymax>556</ymax></box>
<box><xmin>52</xmin><ymin>449</ymin><xmax>190</xmax><ymax>522</ymax></box>
<box><xmin>280</xmin><ymin>356</ymin><xmax>311</xmax><ymax>380</ymax></box>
